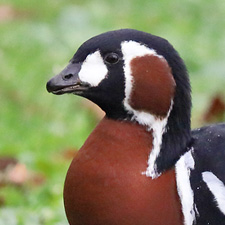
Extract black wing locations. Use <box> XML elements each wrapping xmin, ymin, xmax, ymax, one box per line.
<box><xmin>190</xmin><ymin>123</ymin><xmax>225</xmax><ymax>224</ymax></box>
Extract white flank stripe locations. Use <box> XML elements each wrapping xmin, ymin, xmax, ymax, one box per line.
<box><xmin>202</xmin><ymin>171</ymin><xmax>225</xmax><ymax>215</ymax></box>
<box><xmin>79</xmin><ymin>50</ymin><xmax>108</xmax><ymax>87</ymax></box>
<box><xmin>175</xmin><ymin>150</ymin><xmax>195</xmax><ymax>225</ymax></box>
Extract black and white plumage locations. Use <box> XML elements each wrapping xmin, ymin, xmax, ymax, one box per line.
<box><xmin>188</xmin><ymin>124</ymin><xmax>225</xmax><ymax>224</ymax></box>
<box><xmin>46</xmin><ymin>29</ymin><xmax>225</xmax><ymax>225</ymax></box>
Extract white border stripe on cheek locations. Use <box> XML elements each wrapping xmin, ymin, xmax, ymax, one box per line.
<box><xmin>121</xmin><ymin>40</ymin><xmax>163</xmax><ymax>114</ymax></box>
<box><xmin>78</xmin><ymin>50</ymin><xmax>108</xmax><ymax>87</ymax></box>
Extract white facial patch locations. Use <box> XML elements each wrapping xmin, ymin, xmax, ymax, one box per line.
<box><xmin>121</xmin><ymin>40</ymin><xmax>172</xmax><ymax>178</ymax></box>
<box><xmin>202</xmin><ymin>171</ymin><xmax>225</xmax><ymax>215</ymax></box>
<box><xmin>78</xmin><ymin>50</ymin><xmax>108</xmax><ymax>87</ymax></box>
<box><xmin>175</xmin><ymin>150</ymin><xmax>196</xmax><ymax>225</ymax></box>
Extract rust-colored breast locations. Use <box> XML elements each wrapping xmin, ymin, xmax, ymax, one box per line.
<box><xmin>64</xmin><ymin>117</ymin><xmax>183</xmax><ymax>225</ymax></box>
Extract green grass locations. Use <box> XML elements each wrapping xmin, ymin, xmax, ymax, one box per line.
<box><xmin>1</xmin><ymin>0</ymin><xmax>225</xmax><ymax>224</ymax></box>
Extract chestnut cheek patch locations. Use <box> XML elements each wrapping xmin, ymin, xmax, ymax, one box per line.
<box><xmin>129</xmin><ymin>55</ymin><xmax>176</xmax><ymax>117</ymax></box>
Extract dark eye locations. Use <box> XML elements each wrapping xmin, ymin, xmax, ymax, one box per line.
<box><xmin>104</xmin><ymin>53</ymin><xmax>120</xmax><ymax>64</ymax></box>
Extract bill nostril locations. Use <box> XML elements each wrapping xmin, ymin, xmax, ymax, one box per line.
<box><xmin>63</xmin><ymin>74</ymin><xmax>73</xmax><ymax>80</ymax></box>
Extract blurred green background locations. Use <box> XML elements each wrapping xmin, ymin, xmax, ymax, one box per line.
<box><xmin>1</xmin><ymin>0</ymin><xmax>225</xmax><ymax>224</ymax></box>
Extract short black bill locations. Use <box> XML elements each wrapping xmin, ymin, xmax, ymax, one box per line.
<box><xmin>46</xmin><ymin>63</ymin><xmax>90</xmax><ymax>95</ymax></box>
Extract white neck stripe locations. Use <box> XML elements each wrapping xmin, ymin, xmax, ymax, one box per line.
<box><xmin>121</xmin><ymin>40</ymin><xmax>173</xmax><ymax>178</ymax></box>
